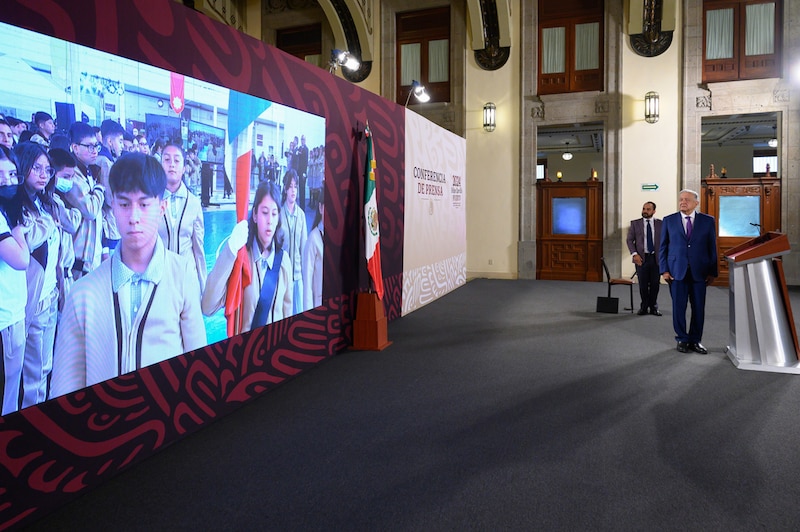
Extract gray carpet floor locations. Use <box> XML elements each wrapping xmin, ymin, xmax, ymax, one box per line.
<box><xmin>28</xmin><ymin>279</ymin><xmax>800</xmax><ymax>531</ymax></box>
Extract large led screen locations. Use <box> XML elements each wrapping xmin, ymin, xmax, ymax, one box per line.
<box><xmin>0</xmin><ymin>21</ymin><xmax>326</xmax><ymax>414</ymax></box>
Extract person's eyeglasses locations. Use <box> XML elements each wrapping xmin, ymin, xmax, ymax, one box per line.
<box><xmin>78</xmin><ymin>143</ymin><xmax>101</xmax><ymax>151</ymax></box>
<box><xmin>31</xmin><ymin>164</ymin><xmax>55</xmax><ymax>178</ymax></box>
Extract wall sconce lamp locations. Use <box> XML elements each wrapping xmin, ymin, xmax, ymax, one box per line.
<box><xmin>644</xmin><ymin>91</ymin><xmax>659</xmax><ymax>123</ymax></box>
<box><xmin>483</xmin><ymin>102</ymin><xmax>496</xmax><ymax>132</ymax></box>
<box><xmin>405</xmin><ymin>80</ymin><xmax>431</xmax><ymax>107</ymax></box>
<box><xmin>329</xmin><ymin>49</ymin><xmax>360</xmax><ymax>74</ymax></box>
<box><xmin>561</xmin><ymin>142</ymin><xmax>573</xmax><ymax>161</ymax></box>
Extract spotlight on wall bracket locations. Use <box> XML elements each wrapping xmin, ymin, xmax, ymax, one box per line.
<box><xmin>329</xmin><ymin>49</ymin><xmax>360</xmax><ymax>74</ymax></box>
<box><xmin>404</xmin><ymin>80</ymin><xmax>431</xmax><ymax>107</ymax></box>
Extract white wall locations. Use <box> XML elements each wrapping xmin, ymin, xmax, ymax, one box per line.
<box><xmin>618</xmin><ymin>2</ymin><xmax>682</xmax><ymax>278</ymax></box>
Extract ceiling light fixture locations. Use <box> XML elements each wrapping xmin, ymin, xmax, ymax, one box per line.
<box><xmin>562</xmin><ymin>142</ymin><xmax>573</xmax><ymax>161</ymax></box>
<box><xmin>768</xmin><ymin>125</ymin><xmax>778</xmax><ymax>148</ymax></box>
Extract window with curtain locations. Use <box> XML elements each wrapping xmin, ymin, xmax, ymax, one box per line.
<box><xmin>275</xmin><ymin>24</ymin><xmax>322</xmax><ymax>68</ymax></box>
<box><xmin>703</xmin><ymin>0</ymin><xmax>781</xmax><ymax>83</ymax></box>
<box><xmin>538</xmin><ymin>0</ymin><xmax>604</xmax><ymax>95</ymax></box>
<box><xmin>396</xmin><ymin>7</ymin><xmax>450</xmax><ymax>105</ymax></box>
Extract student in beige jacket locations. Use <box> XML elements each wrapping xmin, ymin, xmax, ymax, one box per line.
<box><xmin>51</xmin><ymin>152</ymin><xmax>206</xmax><ymax>398</ymax></box>
<box><xmin>158</xmin><ymin>143</ymin><xmax>206</xmax><ymax>293</ymax></box>
<box><xmin>202</xmin><ymin>180</ymin><xmax>292</xmax><ymax>334</ymax></box>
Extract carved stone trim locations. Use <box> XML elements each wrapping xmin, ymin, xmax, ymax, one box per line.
<box><xmin>696</xmin><ymin>95</ymin><xmax>712</xmax><ymax>109</ymax></box>
<box><xmin>531</xmin><ymin>101</ymin><xmax>545</xmax><ymax>121</ymax></box>
<box><xmin>595</xmin><ymin>97</ymin><xmax>609</xmax><ymax>115</ymax></box>
<box><xmin>774</xmin><ymin>87</ymin><xmax>790</xmax><ymax>103</ymax></box>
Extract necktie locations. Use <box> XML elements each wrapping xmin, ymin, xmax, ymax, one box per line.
<box><xmin>131</xmin><ymin>274</ymin><xmax>142</xmax><ymax>326</ymax></box>
<box><xmin>685</xmin><ymin>216</ymin><xmax>693</xmax><ymax>239</ymax></box>
<box><xmin>646</xmin><ymin>220</ymin><xmax>654</xmax><ymax>253</ymax></box>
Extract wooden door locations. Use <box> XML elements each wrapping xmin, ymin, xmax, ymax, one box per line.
<box><xmin>536</xmin><ymin>179</ymin><xmax>603</xmax><ymax>281</ymax></box>
<box><xmin>702</xmin><ymin>177</ymin><xmax>781</xmax><ymax>286</ymax></box>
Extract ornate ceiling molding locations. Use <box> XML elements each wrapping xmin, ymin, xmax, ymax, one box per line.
<box><xmin>630</xmin><ymin>0</ymin><xmax>673</xmax><ymax>57</ymax></box>
<box><xmin>472</xmin><ymin>0</ymin><xmax>510</xmax><ymax>71</ymax></box>
<box><xmin>264</xmin><ymin>0</ymin><xmax>320</xmax><ymax>13</ymax></box>
<box><xmin>328</xmin><ymin>0</ymin><xmax>371</xmax><ymax>82</ymax></box>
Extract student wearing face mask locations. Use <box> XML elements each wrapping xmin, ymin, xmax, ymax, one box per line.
<box><xmin>49</xmin><ymin>148</ymin><xmax>82</xmax><ymax>312</ymax></box>
<box><xmin>0</xmin><ymin>145</ymin><xmax>29</xmax><ymax>415</ymax></box>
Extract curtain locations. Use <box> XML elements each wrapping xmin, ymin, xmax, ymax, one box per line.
<box><xmin>575</xmin><ymin>22</ymin><xmax>599</xmax><ymax>71</ymax></box>
<box><xmin>746</xmin><ymin>3</ymin><xmax>775</xmax><ymax>56</ymax></box>
<box><xmin>428</xmin><ymin>39</ymin><xmax>449</xmax><ymax>83</ymax></box>
<box><xmin>706</xmin><ymin>8</ymin><xmax>733</xmax><ymax>60</ymax></box>
<box><xmin>542</xmin><ymin>27</ymin><xmax>565</xmax><ymax>74</ymax></box>
<box><xmin>400</xmin><ymin>43</ymin><xmax>421</xmax><ymax>86</ymax></box>
<box><xmin>304</xmin><ymin>54</ymin><xmax>321</xmax><ymax>68</ymax></box>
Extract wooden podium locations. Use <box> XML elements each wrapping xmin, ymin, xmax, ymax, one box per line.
<box><xmin>724</xmin><ymin>232</ymin><xmax>800</xmax><ymax>373</ymax></box>
<box><xmin>352</xmin><ymin>292</ymin><xmax>392</xmax><ymax>351</ymax></box>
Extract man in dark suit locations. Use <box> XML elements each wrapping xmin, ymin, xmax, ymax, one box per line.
<box><xmin>296</xmin><ymin>135</ymin><xmax>309</xmax><ymax>209</ymax></box>
<box><xmin>626</xmin><ymin>201</ymin><xmax>662</xmax><ymax>316</ymax></box>
<box><xmin>659</xmin><ymin>189</ymin><xmax>718</xmax><ymax>354</ymax></box>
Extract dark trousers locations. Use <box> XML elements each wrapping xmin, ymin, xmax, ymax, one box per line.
<box><xmin>669</xmin><ymin>267</ymin><xmax>707</xmax><ymax>344</ymax></box>
<box><xmin>298</xmin><ymin>172</ymin><xmax>307</xmax><ymax>209</ymax></box>
<box><xmin>635</xmin><ymin>254</ymin><xmax>660</xmax><ymax>311</ymax></box>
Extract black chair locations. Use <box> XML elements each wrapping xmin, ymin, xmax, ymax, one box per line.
<box><xmin>600</xmin><ymin>257</ymin><xmax>634</xmax><ymax>313</ymax></box>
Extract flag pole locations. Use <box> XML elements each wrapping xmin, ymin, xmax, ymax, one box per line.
<box><xmin>352</xmin><ymin>118</ymin><xmax>390</xmax><ymax>350</ymax></box>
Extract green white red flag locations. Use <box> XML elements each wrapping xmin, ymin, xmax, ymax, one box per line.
<box><xmin>364</xmin><ymin>124</ymin><xmax>384</xmax><ymax>300</ymax></box>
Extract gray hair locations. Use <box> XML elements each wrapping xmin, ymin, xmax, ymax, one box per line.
<box><xmin>680</xmin><ymin>188</ymin><xmax>699</xmax><ymax>201</ymax></box>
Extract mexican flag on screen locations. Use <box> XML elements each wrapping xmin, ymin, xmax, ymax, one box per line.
<box><xmin>364</xmin><ymin>125</ymin><xmax>385</xmax><ymax>300</ymax></box>
<box><xmin>225</xmin><ymin>91</ymin><xmax>271</xmax><ymax>336</ymax></box>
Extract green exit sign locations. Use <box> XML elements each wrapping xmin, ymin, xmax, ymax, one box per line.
<box><xmin>641</xmin><ymin>183</ymin><xmax>659</xmax><ymax>191</ymax></box>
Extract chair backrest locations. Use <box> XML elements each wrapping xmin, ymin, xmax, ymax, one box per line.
<box><xmin>600</xmin><ymin>256</ymin><xmax>611</xmax><ymax>282</ymax></box>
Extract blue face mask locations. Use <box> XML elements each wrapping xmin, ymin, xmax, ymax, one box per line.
<box><xmin>55</xmin><ymin>177</ymin><xmax>73</xmax><ymax>193</ymax></box>
<box><xmin>0</xmin><ymin>184</ymin><xmax>17</xmax><ymax>201</ymax></box>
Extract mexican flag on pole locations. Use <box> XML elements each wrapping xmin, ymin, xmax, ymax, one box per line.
<box><xmin>364</xmin><ymin>124</ymin><xmax>385</xmax><ymax>300</ymax></box>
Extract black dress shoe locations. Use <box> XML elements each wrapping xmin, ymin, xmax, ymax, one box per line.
<box><xmin>690</xmin><ymin>343</ymin><xmax>708</xmax><ymax>354</ymax></box>
<box><xmin>650</xmin><ymin>309</ymin><xmax>663</xmax><ymax>316</ymax></box>
<box><xmin>676</xmin><ymin>341</ymin><xmax>690</xmax><ymax>353</ymax></box>
<box><xmin>637</xmin><ymin>308</ymin><xmax>648</xmax><ymax>316</ymax></box>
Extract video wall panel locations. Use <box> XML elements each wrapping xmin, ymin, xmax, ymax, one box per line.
<box><xmin>0</xmin><ymin>0</ymin><xmax>406</xmax><ymax>528</ymax></box>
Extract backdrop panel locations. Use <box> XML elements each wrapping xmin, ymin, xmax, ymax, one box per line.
<box><xmin>402</xmin><ymin>110</ymin><xmax>467</xmax><ymax>315</ymax></box>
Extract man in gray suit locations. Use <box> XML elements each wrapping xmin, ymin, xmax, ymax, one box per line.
<box><xmin>626</xmin><ymin>201</ymin><xmax>662</xmax><ymax>316</ymax></box>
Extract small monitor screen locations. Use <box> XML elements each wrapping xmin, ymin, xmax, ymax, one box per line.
<box><xmin>552</xmin><ymin>197</ymin><xmax>586</xmax><ymax>235</ymax></box>
<box><xmin>145</xmin><ymin>113</ymin><xmax>182</xmax><ymax>147</ymax></box>
<box><xmin>719</xmin><ymin>196</ymin><xmax>760</xmax><ymax>237</ymax></box>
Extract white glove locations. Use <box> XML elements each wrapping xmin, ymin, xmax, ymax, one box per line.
<box><xmin>228</xmin><ymin>219</ymin><xmax>249</xmax><ymax>253</ymax></box>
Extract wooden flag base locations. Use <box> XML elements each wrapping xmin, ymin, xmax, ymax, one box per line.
<box><xmin>352</xmin><ymin>292</ymin><xmax>392</xmax><ymax>351</ymax></box>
